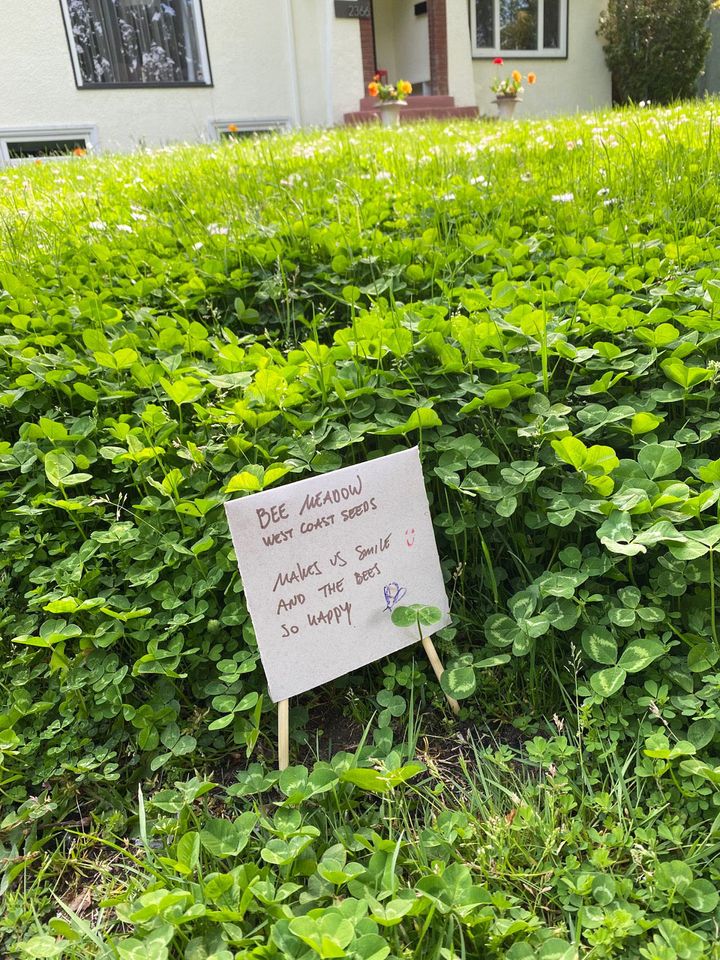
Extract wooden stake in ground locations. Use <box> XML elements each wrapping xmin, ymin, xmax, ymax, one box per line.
<box><xmin>422</xmin><ymin>636</ymin><xmax>460</xmax><ymax>715</ymax></box>
<box><xmin>278</xmin><ymin>698</ymin><xmax>289</xmax><ymax>770</ymax></box>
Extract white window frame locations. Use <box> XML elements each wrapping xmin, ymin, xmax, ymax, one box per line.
<box><xmin>0</xmin><ymin>124</ymin><xmax>100</xmax><ymax>167</ymax></box>
<box><xmin>59</xmin><ymin>0</ymin><xmax>212</xmax><ymax>88</ymax></box>
<box><xmin>208</xmin><ymin>118</ymin><xmax>292</xmax><ymax>141</ymax></box>
<box><xmin>470</xmin><ymin>0</ymin><xmax>568</xmax><ymax>58</ymax></box>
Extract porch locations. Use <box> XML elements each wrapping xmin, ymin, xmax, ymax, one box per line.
<box><xmin>343</xmin><ymin>0</ymin><xmax>478</xmax><ymax>123</ymax></box>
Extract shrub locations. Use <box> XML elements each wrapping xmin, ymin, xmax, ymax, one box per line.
<box><xmin>598</xmin><ymin>0</ymin><xmax>715</xmax><ymax>104</ymax></box>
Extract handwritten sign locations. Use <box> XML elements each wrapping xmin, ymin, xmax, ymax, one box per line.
<box><xmin>224</xmin><ymin>447</ymin><xmax>450</xmax><ymax>702</ymax></box>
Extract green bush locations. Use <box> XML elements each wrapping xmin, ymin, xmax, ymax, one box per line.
<box><xmin>598</xmin><ymin>0</ymin><xmax>714</xmax><ymax>104</ymax></box>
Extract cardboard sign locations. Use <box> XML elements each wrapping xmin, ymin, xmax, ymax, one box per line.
<box><xmin>224</xmin><ymin>447</ymin><xmax>450</xmax><ymax>702</ymax></box>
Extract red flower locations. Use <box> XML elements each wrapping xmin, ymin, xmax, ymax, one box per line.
<box><xmin>493</xmin><ymin>57</ymin><xmax>504</xmax><ymax>65</ymax></box>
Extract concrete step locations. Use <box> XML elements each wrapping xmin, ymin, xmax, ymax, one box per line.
<box><xmin>358</xmin><ymin>94</ymin><xmax>456</xmax><ymax>110</ymax></box>
<box><xmin>344</xmin><ymin>105</ymin><xmax>480</xmax><ymax>124</ymax></box>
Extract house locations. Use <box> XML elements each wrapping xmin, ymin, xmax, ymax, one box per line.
<box><xmin>0</xmin><ymin>1</ymin><xmax>612</xmax><ymax>163</ymax></box>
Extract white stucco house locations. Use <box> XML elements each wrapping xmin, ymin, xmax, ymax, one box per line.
<box><xmin>0</xmin><ymin>1</ymin><xmax>612</xmax><ymax>162</ymax></box>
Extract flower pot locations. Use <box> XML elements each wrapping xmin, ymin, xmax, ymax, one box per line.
<box><xmin>494</xmin><ymin>96</ymin><xmax>521</xmax><ymax>121</ymax></box>
<box><xmin>377</xmin><ymin>101</ymin><xmax>407</xmax><ymax>127</ymax></box>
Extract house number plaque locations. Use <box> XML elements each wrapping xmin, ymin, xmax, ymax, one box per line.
<box><xmin>334</xmin><ymin>1</ymin><xmax>371</xmax><ymax>18</ymax></box>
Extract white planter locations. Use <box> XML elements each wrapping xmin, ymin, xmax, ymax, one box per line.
<box><xmin>495</xmin><ymin>97</ymin><xmax>521</xmax><ymax>121</ymax></box>
<box><xmin>377</xmin><ymin>101</ymin><xmax>407</xmax><ymax>127</ymax></box>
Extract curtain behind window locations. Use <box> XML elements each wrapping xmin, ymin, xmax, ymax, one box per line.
<box><xmin>66</xmin><ymin>0</ymin><xmax>206</xmax><ymax>84</ymax></box>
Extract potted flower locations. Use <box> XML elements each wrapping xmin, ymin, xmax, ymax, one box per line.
<box><xmin>490</xmin><ymin>58</ymin><xmax>536</xmax><ymax>120</ymax></box>
<box><xmin>367</xmin><ymin>74</ymin><xmax>413</xmax><ymax>126</ymax></box>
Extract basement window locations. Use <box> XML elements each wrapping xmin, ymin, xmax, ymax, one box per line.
<box><xmin>210</xmin><ymin>119</ymin><xmax>291</xmax><ymax>141</ymax></box>
<box><xmin>0</xmin><ymin>125</ymin><xmax>99</xmax><ymax>166</ymax></box>
<box><xmin>7</xmin><ymin>138</ymin><xmax>88</xmax><ymax>159</ymax></box>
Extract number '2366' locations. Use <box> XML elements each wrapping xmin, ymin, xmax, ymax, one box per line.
<box><xmin>335</xmin><ymin>2</ymin><xmax>371</xmax><ymax>18</ymax></box>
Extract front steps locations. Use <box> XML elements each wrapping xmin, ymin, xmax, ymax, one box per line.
<box><xmin>344</xmin><ymin>94</ymin><xmax>479</xmax><ymax>124</ymax></box>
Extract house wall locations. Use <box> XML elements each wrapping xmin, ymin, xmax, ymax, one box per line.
<box><xmin>445</xmin><ymin>0</ymin><xmax>478</xmax><ymax>107</ymax></box>
<box><xmin>471</xmin><ymin>0</ymin><xmax>612</xmax><ymax>117</ymax></box>
<box><xmin>326</xmin><ymin>11</ymin><xmax>366</xmax><ymax>124</ymax></box>
<box><xmin>0</xmin><ymin>0</ymin><xmax>614</xmax><ymax>155</ymax></box>
<box><xmin>0</xmin><ymin>0</ymin><xmax>364</xmax><ymax>154</ymax></box>
<box><xmin>700</xmin><ymin>8</ymin><xmax>720</xmax><ymax>96</ymax></box>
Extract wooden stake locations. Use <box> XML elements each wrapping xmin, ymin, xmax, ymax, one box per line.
<box><xmin>278</xmin><ymin>698</ymin><xmax>290</xmax><ymax>771</ymax></box>
<box><xmin>422</xmin><ymin>636</ymin><xmax>460</xmax><ymax>716</ymax></box>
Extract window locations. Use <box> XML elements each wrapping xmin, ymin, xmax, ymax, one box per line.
<box><xmin>471</xmin><ymin>0</ymin><xmax>567</xmax><ymax>57</ymax></box>
<box><xmin>0</xmin><ymin>125</ymin><xmax>99</xmax><ymax>166</ymax></box>
<box><xmin>60</xmin><ymin>0</ymin><xmax>211</xmax><ymax>87</ymax></box>
<box><xmin>209</xmin><ymin>119</ymin><xmax>292</xmax><ymax>141</ymax></box>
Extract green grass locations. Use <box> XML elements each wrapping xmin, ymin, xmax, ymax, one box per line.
<box><xmin>3</xmin><ymin>101</ymin><xmax>720</xmax><ymax>958</ymax></box>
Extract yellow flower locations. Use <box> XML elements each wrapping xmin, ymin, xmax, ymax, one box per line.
<box><xmin>512</xmin><ymin>70</ymin><xmax>522</xmax><ymax>84</ymax></box>
<box><xmin>528</xmin><ymin>72</ymin><xmax>537</xmax><ymax>84</ymax></box>
<box><xmin>398</xmin><ymin>80</ymin><xmax>413</xmax><ymax>96</ymax></box>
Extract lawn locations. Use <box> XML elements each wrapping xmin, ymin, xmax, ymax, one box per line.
<box><xmin>2</xmin><ymin>101</ymin><xmax>720</xmax><ymax>959</ymax></box>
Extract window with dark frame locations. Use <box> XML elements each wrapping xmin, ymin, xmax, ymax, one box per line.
<box><xmin>60</xmin><ymin>0</ymin><xmax>211</xmax><ymax>86</ymax></box>
<box><xmin>472</xmin><ymin>0</ymin><xmax>566</xmax><ymax>56</ymax></box>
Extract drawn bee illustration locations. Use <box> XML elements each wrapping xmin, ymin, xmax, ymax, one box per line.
<box><xmin>383</xmin><ymin>582</ymin><xmax>407</xmax><ymax>611</ymax></box>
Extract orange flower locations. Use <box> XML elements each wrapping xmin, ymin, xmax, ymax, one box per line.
<box><xmin>528</xmin><ymin>72</ymin><xmax>537</xmax><ymax>84</ymax></box>
<box><xmin>73</xmin><ymin>146</ymin><xmax>87</xmax><ymax>156</ymax></box>
<box><xmin>368</xmin><ymin>81</ymin><xmax>379</xmax><ymax>97</ymax></box>
<box><xmin>397</xmin><ymin>80</ymin><xmax>413</xmax><ymax>96</ymax></box>
<box><xmin>227</xmin><ymin>122</ymin><xmax>239</xmax><ymax>133</ymax></box>
<box><xmin>512</xmin><ymin>70</ymin><xmax>522</xmax><ymax>84</ymax></box>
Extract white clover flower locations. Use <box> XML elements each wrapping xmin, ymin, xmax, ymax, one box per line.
<box><xmin>117</xmin><ymin>224</ymin><xmax>133</xmax><ymax>233</ymax></box>
<box><xmin>596</xmin><ymin>187</ymin><xmax>610</xmax><ymax>197</ymax></box>
<box><xmin>88</xmin><ymin>219</ymin><xmax>107</xmax><ymax>230</ymax></box>
<box><xmin>192</xmin><ymin>241</ymin><xmax>204</xmax><ymax>250</ymax></box>
<box><xmin>470</xmin><ymin>175</ymin><xmax>487</xmax><ymax>186</ymax></box>
<box><xmin>207</xmin><ymin>223</ymin><xmax>229</xmax><ymax>235</ymax></box>
<box><xmin>551</xmin><ymin>193</ymin><xmax>574</xmax><ymax>203</ymax></box>
<box><xmin>280</xmin><ymin>172</ymin><xmax>302</xmax><ymax>187</ymax></box>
